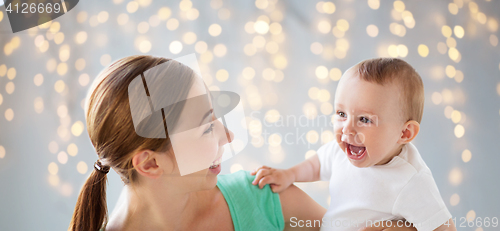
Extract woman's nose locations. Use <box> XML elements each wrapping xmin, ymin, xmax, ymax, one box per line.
<box><xmin>215</xmin><ymin>119</ymin><xmax>234</xmax><ymax>145</ymax></box>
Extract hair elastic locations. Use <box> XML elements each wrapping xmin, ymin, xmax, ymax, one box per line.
<box><xmin>94</xmin><ymin>160</ymin><xmax>111</xmax><ymax>174</ymax></box>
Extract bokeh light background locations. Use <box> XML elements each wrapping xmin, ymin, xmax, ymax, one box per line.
<box><xmin>0</xmin><ymin>0</ymin><xmax>499</xmax><ymax>230</ymax></box>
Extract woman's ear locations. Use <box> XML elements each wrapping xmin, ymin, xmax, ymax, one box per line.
<box><xmin>398</xmin><ymin>120</ymin><xmax>420</xmax><ymax>144</ymax></box>
<box><xmin>132</xmin><ymin>150</ymin><xmax>163</xmax><ymax>179</ymax></box>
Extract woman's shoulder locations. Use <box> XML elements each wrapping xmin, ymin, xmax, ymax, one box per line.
<box><xmin>217</xmin><ymin>170</ymin><xmax>284</xmax><ymax>231</ymax></box>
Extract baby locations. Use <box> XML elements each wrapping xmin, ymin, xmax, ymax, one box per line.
<box><xmin>251</xmin><ymin>58</ymin><xmax>456</xmax><ymax>231</ymax></box>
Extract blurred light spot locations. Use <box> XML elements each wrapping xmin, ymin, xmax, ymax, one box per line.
<box><xmin>35</xmin><ymin>79</ymin><xmax>51</xmax><ymax>93</ymax></box>
<box><xmin>306</xmin><ymin>130</ymin><xmax>319</xmax><ymax>144</ymax></box>
<box><xmin>445</xmin><ymin>65</ymin><xmax>456</xmax><ymax>78</ymax></box>
<box><xmin>209</xmin><ymin>24</ymin><xmax>222</xmax><ymax>36</ymax></box>
<box><xmin>61</xmin><ymin>183</ymin><xmax>73</xmax><ymax>197</ymax></box>
<box><xmin>97</xmin><ymin>11</ymin><xmax>109</xmax><ymax>23</ymax></box>
<box><xmin>454</xmin><ymin>26</ymin><xmax>464</xmax><ymax>38</ymax></box>
<box><xmin>305</xmin><ymin>150</ymin><xmax>316</xmax><ymax>159</ymax></box>
<box><xmin>48</xmin><ymin>162</ymin><xmax>58</xmax><ymax>175</ymax></box>
<box><xmin>265</xmin><ymin>110</ymin><xmax>280</xmax><ymax>123</ymax></box>
<box><xmin>5</xmin><ymin>82</ymin><xmax>14</xmax><ymax>94</ymax></box>
<box><xmin>316</xmin><ymin>66</ymin><xmax>329</xmax><ymax>79</ymax></box>
<box><xmin>270</xmin><ymin>10</ymin><xmax>284</xmax><ymax>22</ymax></box>
<box><xmin>308</xmin><ymin>87</ymin><xmax>319</xmax><ymax>100</ymax></box>
<box><xmin>71</xmin><ymin>121</ymin><xmax>84</xmax><ymax>136</ymax></box>
<box><xmin>269</xmin><ymin>22</ymin><xmax>282</xmax><ymax>35</ymax></box>
<box><xmin>75</xmin><ymin>31</ymin><xmax>88</xmax><ymax>44</ymax></box>
<box><xmin>253</xmin><ymin>35</ymin><xmax>266</xmax><ymax>48</ymax></box>
<box><xmin>431</xmin><ymin>92</ymin><xmax>442</xmax><ymax>105</ymax></box>
<box><xmin>366</xmin><ymin>24</ymin><xmax>378</xmax><ymax>37</ymax></box>
<box><xmin>321</xmin><ymin>102</ymin><xmax>333</xmax><ymax>115</ymax></box>
<box><xmin>418</xmin><ymin>44</ymin><xmax>429</xmax><ymax>57</ymax></box>
<box><xmin>57</xmin><ymin>63</ymin><xmax>68</xmax><ymax>76</ymax></box>
<box><xmin>230</xmin><ymin>164</ymin><xmax>243</xmax><ymax>173</ymax></box>
<box><xmin>79</xmin><ymin>73</ymin><xmax>90</xmax><ymax>86</ymax></box>
<box><xmin>216</xmin><ymin>69</ymin><xmax>229</xmax><ymax>82</ymax></box>
<box><xmin>388</xmin><ymin>45</ymin><xmax>398</xmax><ymax>57</ymax></box>
<box><xmin>77</xmin><ymin>11</ymin><xmax>88</xmax><ymax>23</ymax></box>
<box><xmin>454</xmin><ymin>70</ymin><xmax>464</xmax><ymax>83</ymax></box>
<box><xmin>49</xmin><ymin>141</ymin><xmax>58</xmax><ymax>154</ymax></box>
<box><xmin>100</xmin><ymin>54</ymin><xmax>112</xmax><ymax>66</ymax></box>
<box><xmin>448</xmin><ymin>47</ymin><xmax>459</xmax><ymax>61</ymax></box>
<box><xmin>242</xmin><ymin>67</ymin><xmax>255</xmax><ymax>80</ymax></box>
<box><xmin>54</xmin><ymin>32</ymin><xmax>64</xmax><ymax>45</ymax></box>
<box><xmin>454</xmin><ymin>124</ymin><xmax>465</xmax><ymax>138</ymax></box>
<box><xmin>318</xmin><ymin>20</ymin><xmax>331</xmax><ymax>34</ymax></box>
<box><xmin>200</xmin><ymin>51</ymin><xmax>214</xmax><ymax>63</ymax></box>
<box><xmin>441</xmin><ymin>25</ymin><xmax>452</xmax><ymax>38</ymax></box>
<box><xmin>268</xmin><ymin>133</ymin><xmax>282</xmax><ymax>147</ymax></box>
<box><xmin>490</xmin><ymin>35</ymin><xmax>498</xmax><ymax>47</ymax></box>
<box><xmin>446</xmin><ymin>37</ymin><xmax>457</xmax><ymax>48</ymax></box>
<box><xmin>336</xmin><ymin>19</ymin><xmax>349</xmax><ymax>31</ymax></box>
<box><xmin>450</xmin><ymin>193</ymin><xmax>460</xmax><ymax>206</ymax></box>
<box><xmin>57</xmin><ymin>105</ymin><xmax>68</xmax><ymax>118</ymax></box>
<box><xmin>322</xmin><ymin>2</ymin><xmax>336</xmax><ymax>14</ymax></box>
<box><xmin>3</xmin><ymin>108</ymin><xmax>13</xmax><ymax>121</ymax></box>
<box><xmin>59</xmin><ymin>45</ymin><xmax>70</xmax><ymax>62</ymax></box>
<box><xmin>127</xmin><ymin>1</ymin><xmax>139</xmax><ymax>13</ymax></box>
<box><xmin>477</xmin><ymin>13</ymin><xmax>487</xmax><ymax>24</ymax></box>
<box><xmin>58</xmin><ymin>151</ymin><xmax>68</xmax><ymax>164</ymax></box>
<box><xmin>245</xmin><ymin>21</ymin><xmax>255</xmax><ymax>34</ymax></box>
<box><xmin>34</xmin><ymin>97</ymin><xmax>44</xmax><ymax>114</ymax></box>
<box><xmin>393</xmin><ymin>0</ymin><xmax>405</xmax><ymax>12</ymax></box>
<box><xmin>437</xmin><ymin>42</ymin><xmax>447</xmax><ymax>55</ymax></box>
<box><xmin>7</xmin><ymin>68</ymin><xmax>15</xmax><ymax>80</ymax></box>
<box><xmin>195</xmin><ymin>41</ymin><xmax>208</xmax><ymax>54</ymax></box>
<box><xmin>218</xmin><ymin>8</ymin><xmax>230</xmax><ymax>20</ymax></box>
<box><xmin>213</xmin><ymin>44</ymin><xmax>227</xmax><ymax>57</ymax></box>
<box><xmin>487</xmin><ymin>18</ymin><xmax>498</xmax><ymax>32</ymax></box>
<box><xmin>462</xmin><ymin>149</ymin><xmax>471</xmax><ymax>163</ymax></box>
<box><xmin>397</xmin><ymin>44</ymin><xmax>408</xmax><ymax>57</ymax></box>
<box><xmin>318</xmin><ymin>89</ymin><xmax>330</xmax><ymax>102</ymax></box>
<box><xmin>390</xmin><ymin>23</ymin><xmax>406</xmax><ymax>37</ymax></box>
<box><xmin>451</xmin><ymin>110</ymin><xmax>461</xmax><ymax>123</ymax></box>
<box><xmin>48</xmin><ymin>175</ymin><xmax>59</xmax><ymax>186</ymax></box>
<box><xmin>158</xmin><ymin>7</ymin><xmax>172</xmax><ymax>21</ymax></box>
<box><xmin>265</xmin><ymin>41</ymin><xmax>279</xmax><ymax>54</ymax></box>
<box><xmin>254</xmin><ymin>21</ymin><xmax>269</xmax><ymax>34</ymax></box>
<box><xmin>449</xmin><ymin>168</ymin><xmax>462</xmax><ymax>185</ymax></box>
<box><xmin>273</xmin><ymin>55</ymin><xmax>287</xmax><ymax>69</ymax></box>
<box><xmin>0</xmin><ymin>64</ymin><xmax>6</xmax><ymax>76</ymax></box>
<box><xmin>139</xmin><ymin>40</ymin><xmax>152</xmax><ymax>53</ymax></box>
<box><xmin>303</xmin><ymin>102</ymin><xmax>318</xmax><ymax>120</ymax></box>
<box><xmin>0</xmin><ymin>145</ymin><xmax>5</xmax><ymax>159</ymax></box>
<box><xmin>466</xmin><ymin>210</ymin><xmax>476</xmax><ymax>222</ymax></box>
<box><xmin>117</xmin><ymin>13</ymin><xmax>129</xmax><ymax>25</ymax></box>
<box><xmin>311</xmin><ymin>42</ymin><xmax>323</xmax><ymax>55</ymax></box>
<box><xmin>262</xmin><ymin>68</ymin><xmax>276</xmax><ymax>81</ymax></box>
<box><xmin>75</xmin><ymin>59</ymin><xmax>86</xmax><ymax>71</ymax></box>
<box><xmin>183</xmin><ymin>32</ymin><xmax>197</xmax><ymax>45</ymax></box>
<box><xmin>166</xmin><ymin>18</ymin><xmax>179</xmax><ymax>30</ymax></box>
<box><xmin>444</xmin><ymin>106</ymin><xmax>454</xmax><ymax>119</ymax></box>
<box><xmin>77</xmin><ymin>161</ymin><xmax>88</xmax><ymax>174</ymax></box>
<box><xmin>137</xmin><ymin>21</ymin><xmax>150</xmax><ymax>34</ymax></box>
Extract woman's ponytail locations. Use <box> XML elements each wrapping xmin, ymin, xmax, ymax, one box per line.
<box><xmin>68</xmin><ymin>161</ymin><xmax>110</xmax><ymax>231</ymax></box>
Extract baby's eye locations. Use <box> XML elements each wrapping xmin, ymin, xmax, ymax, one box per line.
<box><xmin>336</xmin><ymin>111</ymin><xmax>346</xmax><ymax>117</ymax></box>
<box><xmin>360</xmin><ymin>117</ymin><xmax>372</xmax><ymax>124</ymax></box>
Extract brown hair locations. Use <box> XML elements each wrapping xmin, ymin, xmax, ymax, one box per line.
<box><xmin>68</xmin><ymin>55</ymin><xmax>195</xmax><ymax>231</ymax></box>
<box><xmin>354</xmin><ymin>58</ymin><xmax>425</xmax><ymax>123</ymax></box>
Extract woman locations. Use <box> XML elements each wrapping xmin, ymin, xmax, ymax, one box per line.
<box><xmin>68</xmin><ymin>55</ymin><xmax>326</xmax><ymax>231</ymax></box>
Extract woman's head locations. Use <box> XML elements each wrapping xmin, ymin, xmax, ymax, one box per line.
<box><xmin>69</xmin><ymin>55</ymin><xmax>232</xmax><ymax>231</ymax></box>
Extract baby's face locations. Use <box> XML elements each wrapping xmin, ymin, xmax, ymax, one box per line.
<box><xmin>333</xmin><ymin>69</ymin><xmax>406</xmax><ymax>168</ymax></box>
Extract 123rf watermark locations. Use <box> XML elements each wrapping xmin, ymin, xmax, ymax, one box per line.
<box><xmin>289</xmin><ymin>217</ymin><xmax>499</xmax><ymax>229</ymax></box>
<box><xmin>3</xmin><ymin>0</ymin><xmax>79</xmax><ymax>33</ymax></box>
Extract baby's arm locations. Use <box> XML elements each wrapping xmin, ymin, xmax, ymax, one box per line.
<box><xmin>251</xmin><ymin>154</ymin><xmax>321</xmax><ymax>193</ymax></box>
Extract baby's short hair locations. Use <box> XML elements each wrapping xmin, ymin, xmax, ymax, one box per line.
<box><xmin>354</xmin><ymin>58</ymin><xmax>424</xmax><ymax>123</ymax></box>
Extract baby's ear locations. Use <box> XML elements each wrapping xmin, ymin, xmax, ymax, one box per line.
<box><xmin>398</xmin><ymin>120</ymin><xmax>420</xmax><ymax>144</ymax></box>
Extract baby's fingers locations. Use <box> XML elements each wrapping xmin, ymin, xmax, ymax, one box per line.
<box><xmin>257</xmin><ymin>175</ymin><xmax>276</xmax><ymax>189</ymax></box>
<box><xmin>252</xmin><ymin>168</ymin><xmax>271</xmax><ymax>185</ymax></box>
<box><xmin>250</xmin><ymin>165</ymin><xmax>270</xmax><ymax>175</ymax></box>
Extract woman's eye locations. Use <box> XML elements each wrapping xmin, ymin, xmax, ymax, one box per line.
<box><xmin>360</xmin><ymin>117</ymin><xmax>371</xmax><ymax>123</ymax></box>
<box><xmin>203</xmin><ymin>123</ymin><xmax>214</xmax><ymax>134</ymax></box>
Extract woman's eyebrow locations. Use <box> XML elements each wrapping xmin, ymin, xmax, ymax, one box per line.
<box><xmin>199</xmin><ymin>108</ymin><xmax>213</xmax><ymax>125</ymax></box>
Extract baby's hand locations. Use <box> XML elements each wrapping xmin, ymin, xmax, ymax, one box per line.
<box><xmin>250</xmin><ymin>165</ymin><xmax>295</xmax><ymax>193</ymax></box>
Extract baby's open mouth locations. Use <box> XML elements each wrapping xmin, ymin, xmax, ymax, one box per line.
<box><xmin>346</xmin><ymin>143</ymin><xmax>367</xmax><ymax>160</ymax></box>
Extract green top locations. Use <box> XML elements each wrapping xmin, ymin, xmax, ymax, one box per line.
<box><xmin>217</xmin><ymin>170</ymin><xmax>285</xmax><ymax>231</ymax></box>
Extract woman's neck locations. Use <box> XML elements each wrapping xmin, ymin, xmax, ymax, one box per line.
<box><xmin>108</xmin><ymin>184</ymin><xmax>219</xmax><ymax>231</ymax></box>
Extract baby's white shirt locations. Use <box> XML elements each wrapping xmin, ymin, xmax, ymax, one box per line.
<box><xmin>317</xmin><ymin>141</ymin><xmax>452</xmax><ymax>231</ymax></box>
